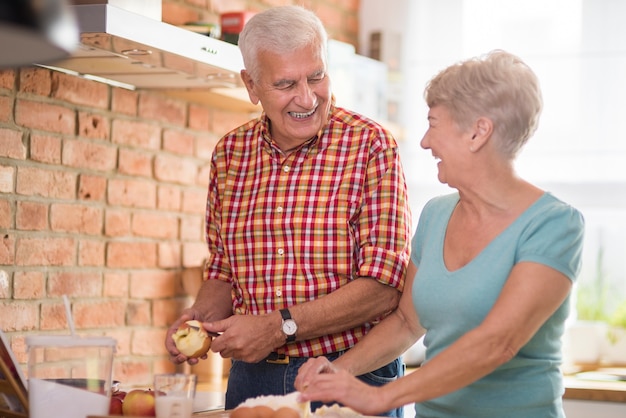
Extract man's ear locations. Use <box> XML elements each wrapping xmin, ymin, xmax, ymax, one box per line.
<box><xmin>240</xmin><ymin>70</ymin><xmax>260</xmax><ymax>105</ymax></box>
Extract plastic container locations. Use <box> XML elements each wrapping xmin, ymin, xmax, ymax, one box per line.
<box><xmin>26</xmin><ymin>335</ymin><xmax>116</xmax><ymax>418</ymax></box>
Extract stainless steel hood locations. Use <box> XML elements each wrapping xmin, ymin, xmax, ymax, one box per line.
<box><xmin>40</xmin><ymin>4</ymin><xmax>258</xmax><ymax>112</ymax></box>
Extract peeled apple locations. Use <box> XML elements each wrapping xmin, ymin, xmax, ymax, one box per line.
<box><xmin>172</xmin><ymin>320</ymin><xmax>212</xmax><ymax>358</ymax></box>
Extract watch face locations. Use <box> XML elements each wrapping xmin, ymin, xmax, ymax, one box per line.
<box><xmin>282</xmin><ymin>319</ymin><xmax>297</xmax><ymax>335</ymax></box>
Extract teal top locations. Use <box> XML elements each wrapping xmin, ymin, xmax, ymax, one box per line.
<box><xmin>411</xmin><ymin>192</ymin><xmax>584</xmax><ymax>418</ymax></box>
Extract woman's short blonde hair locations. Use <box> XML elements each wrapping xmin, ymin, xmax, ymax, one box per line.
<box><xmin>424</xmin><ymin>50</ymin><xmax>543</xmax><ymax>159</ymax></box>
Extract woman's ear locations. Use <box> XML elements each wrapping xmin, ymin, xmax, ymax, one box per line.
<box><xmin>469</xmin><ymin>117</ymin><xmax>493</xmax><ymax>152</ymax></box>
<box><xmin>240</xmin><ymin>70</ymin><xmax>260</xmax><ymax>105</ymax></box>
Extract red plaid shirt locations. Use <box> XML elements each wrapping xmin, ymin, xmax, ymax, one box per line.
<box><xmin>204</xmin><ymin>103</ymin><xmax>412</xmax><ymax>357</ymax></box>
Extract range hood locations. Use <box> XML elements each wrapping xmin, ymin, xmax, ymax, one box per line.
<box><xmin>40</xmin><ymin>3</ymin><xmax>258</xmax><ymax>112</ymax></box>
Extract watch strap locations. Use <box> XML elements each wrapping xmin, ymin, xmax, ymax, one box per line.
<box><xmin>280</xmin><ymin>308</ymin><xmax>292</xmax><ymax>321</ymax></box>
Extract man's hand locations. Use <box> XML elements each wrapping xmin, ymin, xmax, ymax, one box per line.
<box><xmin>165</xmin><ymin>309</ymin><xmax>208</xmax><ymax>365</ymax></box>
<box><xmin>207</xmin><ymin>312</ymin><xmax>283</xmax><ymax>363</ymax></box>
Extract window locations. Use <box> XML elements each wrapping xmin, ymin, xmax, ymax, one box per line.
<box><xmin>359</xmin><ymin>0</ymin><xmax>626</xmax><ymax>320</ymax></box>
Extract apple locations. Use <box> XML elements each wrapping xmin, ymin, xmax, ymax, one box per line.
<box><xmin>172</xmin><ymin>319</ymin><xmax>212</xmax><ymax>358</ymax></box>
<box><xmin>122</xmin><ymin>389</ymin><xmax>156</xmax><ymax>417</ymax></box>
<box><xmin>109</xmin><ymin>395</ymin><xmax>123</xmax><ymax>415</ymax></box>
<box><xmin>109</xmin><ymin>390</ymin><xmax>126</xmax><ymax>415</ymax></box>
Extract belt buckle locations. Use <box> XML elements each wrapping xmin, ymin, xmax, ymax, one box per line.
<box><xmin>266</xmin><ymin>353</ymin><xmax>290</xmax><ymax>364</ymax></box>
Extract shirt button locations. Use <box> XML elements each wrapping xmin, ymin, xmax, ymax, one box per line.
<box><xmin>277</xmin><ymin>248</ymin><xmax>284</xmax><ymax>255</ymax></box>
<box><xmin>276</xmin><ymin>289</ymin><xmax>282</xmax><ymax>297</ymax></box>
<box><xmin>283</xmin><ymin>166</ymin><xmax>290</xmax><ymax>173</ymax></box>
<box><xmin>277</xmin><ymin>206</ymin><xmax>283</xmax><ymax>213</ymax></box>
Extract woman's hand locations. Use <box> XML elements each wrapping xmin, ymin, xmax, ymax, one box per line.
<box><xmin>295</xmin><ymin>357</ymin><xmax>337</xmax><ymax>391</ymax></box>
<box><xmin>297</xmin><ymin>362</ymin><xmax>387</xmax><ymax>416</ymax></box>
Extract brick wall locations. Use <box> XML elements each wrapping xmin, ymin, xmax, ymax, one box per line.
<box><xmin>0</xmin><ymin>0</ymin><xmax>359</xmax><ymax>387</ymax></box>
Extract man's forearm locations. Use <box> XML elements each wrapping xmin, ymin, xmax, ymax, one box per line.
<box><xmin>286</xmin><ymin>278</ymin><xmax>401</xmax><ymax>341</ymax></box>
<box><xmin>191</xmin><ymin>279</ymin><xmax>234</xmax><ymax>321</ymax></box>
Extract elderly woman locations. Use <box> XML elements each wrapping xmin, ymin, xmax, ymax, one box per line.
<box><xmin>295</xmin><ymin>50</ymin><xmax>585</xmax><ymax>418</ymax></box>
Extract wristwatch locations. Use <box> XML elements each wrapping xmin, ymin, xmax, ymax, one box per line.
<box><xmin>280</xmin><ymin>308</ymin><xmax>297</xmax><ymax>343</ymax></box>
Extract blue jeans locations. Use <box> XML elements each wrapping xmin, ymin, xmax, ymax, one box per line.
<box><xmin>225</xmin><ymin>353</ymin><xmax>404</xmax><ymax>417</ymax></box>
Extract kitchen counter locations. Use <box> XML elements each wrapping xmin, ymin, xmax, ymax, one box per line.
<box><xmin>195</xmin><ymin>367</ymin><xmax>626</xmax><ymax>407</ymax></box>
<box><xmin>405</xmin><ymin>366</ymin><xmax>626</xmax><ymax>404</ymax></box>
<box><xmin>563</xmin><ymin>367</ymin><xmax>626</xmax><ymax>403</ymax></box>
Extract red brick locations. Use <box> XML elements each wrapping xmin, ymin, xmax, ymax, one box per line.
<box><xmin>78</xmin><ymin>112</ymin><xmax>110</xmax><ymax>139</ymax></box>
<box><xmin>48</xmin><ymin>271</ymin><xmax>103</xmax><ymax>297</ymax></box>
<box><xmin>105</xmin><ymin>209</ymin><xmax>131</xmax><ymax>237</ymax></box>
<box><xmin>103</xmin><ymin>272</ymin><xmax>129</xmax><ymax>298</ymax></box>
<box><xmin>13</xmin><ymin>271</ymin><xmax>46</xmax><ymax>299</ymax></box>
<box><xmin>197</xmin><ymin>162</ymin><xmax>211</xmax><ymax>187</ymax></box>
<box><xmin>111</xmin><ymin>119</ymin><xmax>161</xmax><ymax>149</ymax></box>
<box><xmin>152</xmin><ymin>297</ymin><xmax>191</xmax><ymax>328</ymax></box>
<box><xmin>0</xmin><ymin>199</ymin><xmax>12</xmax><ymax>229</ymax></box>
<box><xmin>78</xmin><ymin>174</ymin><xmax>107</xmax><ymax>201</ymax></box>
<box><xmin>153</xmin><ymin>359</ymin><xmax>178</xmax><ymax>377</ymax></box>
<box><xmin>16</xmin><ymin>166</ymin><xmax>76</xmax><ymax>199</ymax></box>
<box><xmin>126</xmin><ymin>300</ymin><xmax>151</xmax><ymax>326</ymax></box>
<box><xmin>163</xmin><ymin>129</ymin><xmax>195</xmax><ymax>155</ymax></box>
<box><xmin>105</xmin><ymin>328</ymin><xmax>131</xmax><ymax>357</ymax></box>
<box><xmin>0</xmin><ymin>69</ymin><xmax>16</xmax><ymax>89</ymax></box>
<box><xmin>180</xmin><ymin>216</ymin><xmax>203</xmax><ymax>241</ymax></box>
<box><xmin>118</xmin><ymin>148</ymin><xmax>153</xmax><ymax>177</ymax></box>
<box><xmin>15</xmin><ymin>99</ymin><xmax>75</xmax><ymax>134</ymax></box>
<box><xmin>111</xmin><ymin>87</ymin><xmax>138</xmax><ymax>116</ymax></box>
<box><xmin>189</xmin><ymin>104</ymin><xmax>210</xmax><ymax>130</ymax></box>
<box><xmin>161</xmin><ymin>2</ymin><xmax>201</xmax><ymax>26</ymax></box>
<box><xmin>197</xmin><ymin>134</ymin><xmax>219</xmax><ymax>159</ymax></box>
<box><xmin>0</xmin><ymin>234</ymin><xmax>16</xmax><ymax>265</ymax></box>
<box><xmin>182</xmin><ymin>189</ymin><xmax>206</xmax><ymax>214</ymax></box>
<box><xmin>107</xmin><ymin>178</ymin><xmax>156</xmax><ymax>209</ymax></box>
<box><xmin>132</xmin><ymin>329</ymin><xmax>168</xmax><ymax>355</ymax></box>
<box><xmin>16</xmin><ymin>201</ymin><xmax>48</xmax><ymax>231</ymax></box>
<box><xmin>50</xmin><ymin>203</ymin><xmax>103</xmax><ymax>234</ymax></box>
<box><xmin>154</xmin><ymin>154</ymin><xmax>197</xmax><ymax>185</ymax></box>
<box><xmin>0</xmin><ymin>96</ymin><xmax>12</xmax><ymax>123</ymax></box>
<box><xmin>210</xmin><ymin>108</ymin><xmax>251</xmax><ymax>136</ymax></box>
<box><xmin>131</xmin><ymin>212</ymin><xmax>178</xmax><ymax>239</ymax></box>
<box><xmin>207</xmin><ymin>0</ymin><xmax>248</xmax><ymax>13</ymax></box>
<box><xmin>157</xmin><ymin>185</ymin><xmax>181</xmax><ymax>211</ymax></box>
<box><xmin>0</xmin><ymin>165</ymin><xmax>14</xmax><ymax>193</ymax></box>
<box><xmin>182</xmin><ymin>242</ymin><xmax>208</xmax><ymax>268</ymax></box>
<box><xmin>107</xmin><ymin>241</ymin><xmax>157</xmax><ymax>268</ymax></box>
<box><xmin>73</xmin><ymin>300</ymin><xmax>126</xmax><ymax>328</ymax></box>
<box><xmin>0</xmin><ymin>274</ymin><xmax>9</xmax><ymax>300</ymax></box>
<box><xmin>19</xmin><ymin>67</ymin><xmax>52</xmax><ymax>96</ymax></box>
<box><xmin>139</xmin><ymin>93</ymin><xmax>187</xmax><ymax>127</ymax></box>
<box><xmin>51</xmin><ymin>71</ymin><xmax>109</xmax><ymax>108</ymax></box>
<box><xmin>0</xmin><ymin>128</ymin><xmax>26</xmax><ymax>159</ymax></box>
<box><xmin>158</xmin><ymin>242</ymin><xmax>181</xmax><ymax>268</ymax></box>
<box><xmin>186</xmin><ymin>0</ymin><xmax>208</xmax><ymax>9</ymax></box>
<box><xmin>129</xmin><ymin>270</ymin><xmax>177</xmax><ymax>299</ymax></box>
<box><xmin>0</xmin><ymin>301</ymin><xmax>38</xmax><ymax>331</ymax></box>
<box><xmin>40</xmin><ymin>302</ymin><xmax>72</xmax><ymax>330</ymax></box>
<box><xmin>78</xmin><ymin>239</ymin><xmax>105</xmax><ymax>266</ymax></box>
<box><xmin>62</xmin><ymin>138</ymin><xmax>117</xmax><ymax>171</ymax></box>
<box><xmin>111</xmin><ymin>359</ymin><xmax>152</xmax><ymax>387</ymax></box>
<box><xmin>15</xmin><ymin>237</ymin><xmax>75</xmax><ymax>266</ymax></box>
<box><xmin>9</xmin><ymin>335</ymin><xmax>27</xmax><ymax>364</ymax></box>
<box><xmin>30</xmin><ymin>134</ymin><xmax>62</xmax><ymax>164</ymax></box>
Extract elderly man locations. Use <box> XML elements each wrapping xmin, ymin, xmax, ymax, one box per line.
<box><xmin>165</xmin><ymin>6</ymin><xmax>412</xmax><ymax>417</ymax></box>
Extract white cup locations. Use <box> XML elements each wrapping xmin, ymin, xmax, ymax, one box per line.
<box><xmin>154</xmin><ymin>373</ymin><xmax>197</xmax><ymax>418</ymax></box>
